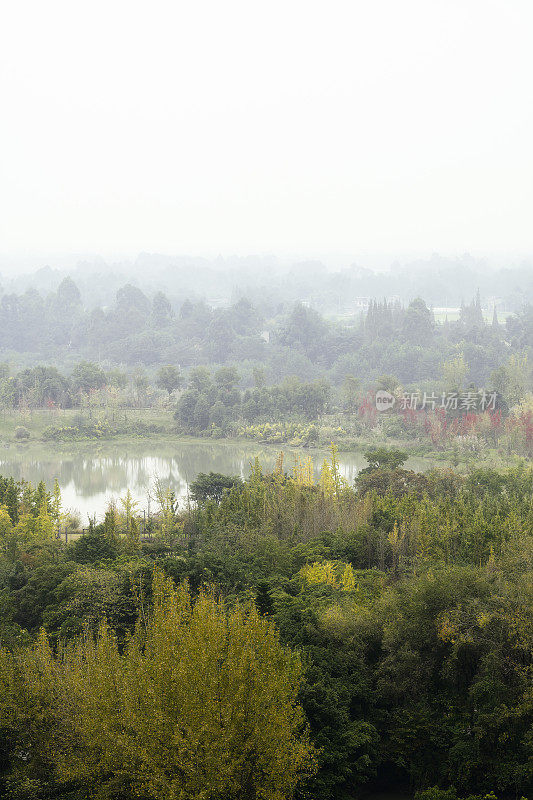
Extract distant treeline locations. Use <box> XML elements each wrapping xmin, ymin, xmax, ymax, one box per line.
<box><xmin>0</xmin><ymin>289</ymin><xmax>531</xmax><ymax>427</ymax></box>
<box><xmin>0</xmin><ymin>276</ymin><xmax>532</xmax><ymax>393</ymax></box>
<box><xmin>3</xmin><ymin>252</ymin><xmax>533</xmax><ymax>314</ymax></box>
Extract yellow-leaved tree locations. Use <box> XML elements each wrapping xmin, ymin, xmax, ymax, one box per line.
<box><xmin>4</xmin><ymin>571</ymin><xmax>316</xmax><ymax>800</ymax></box>
<box><xmin>0</xmin><ymin>504</ymin><xmax>13</xmax><ymax>544</ymax></box>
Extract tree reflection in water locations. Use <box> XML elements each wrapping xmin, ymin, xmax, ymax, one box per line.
<box><xmin>0</xmin><ymin>441</ymin><xmax>435</xmax><ymax>520</ymax></box>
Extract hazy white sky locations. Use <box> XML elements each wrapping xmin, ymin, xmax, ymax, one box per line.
<box><xmin>1</xmin><ymin>0</ymin><xmax>532</xmax><ymax>264</ymax></box>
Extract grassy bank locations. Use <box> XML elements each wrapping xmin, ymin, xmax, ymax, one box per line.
<box><xmin>0</xmin><ymin>407</ymin><xmax>528</xmax><ymax>473</ymax></box>
<box><xmin>0</xmin><ymin>407</ymin><xmax>173</xmax><ymax>443</ymax></box>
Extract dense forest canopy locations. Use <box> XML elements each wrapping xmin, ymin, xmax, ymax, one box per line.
<box><xmin>1</xmin><ymin>456</ymin><xmax>533</xmax><ymax>799</ymax></box>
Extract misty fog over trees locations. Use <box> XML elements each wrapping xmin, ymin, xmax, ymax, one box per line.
<box><xmin>0</xmin><ymin>256</ymin><xmax>531</xmax><ymax>390</ymax></box>
<box><xmin>2</xmin><ymin>252</ymin><xmax>532</xmax><ymax>315</ymax></box>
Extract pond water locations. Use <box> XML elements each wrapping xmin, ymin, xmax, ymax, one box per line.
<box><xmin>0</xmin><ymin>439</ymin><xmax>441</xmax><ymax>522</ymax></box>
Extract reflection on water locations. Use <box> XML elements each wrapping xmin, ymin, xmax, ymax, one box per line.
<box><xmin>0</xmin><ymin>440</ymin><xmax>440</xmax><ymax>521</ymax></box>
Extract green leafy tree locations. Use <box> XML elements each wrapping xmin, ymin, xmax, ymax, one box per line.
<box><xmin>71</xmin><ymin>362</ymin><xmax>107</xmax><ymax>393</ymax></box>
<box><xmin>491</xmin><ymin>354</ymin><xmax>529</xmax><ymax>407</ymax></box>
<box><xmin>103</xmin><ymin>504</ymin><xmax>118</xmax><ymax>542</ymax></box>
<box><xmin>189</xmin><ymin>472</ymin><xmax>243</xmax><ymax>504</ymax></box>
<box><xmin>156</xmin><ymin>365</ymin><xmax>183</xmax><ymax>395</ymax></box>
<box><xmin>402</xmin><ymin>297</ymin><xmax>434</xmax><ymax>344</ymax></box>
<box><xmin>361</xmin><ymin>447</ymin><xmax>408</xmax><ymax>473</ymax></box>
<box><xmin>215</xmin><ymin>366</ymin><xmax>240</xmax><ymax>390</ymax></box>
<box><xmin>188</xmin><ymin>366</ymin><xmax>212</xmax><ymax>392</ymax></box>
<box><xmin>193</xmin><ymin>396</ymin><xmax>211</xmax><ymax>430</ymax></box>
<box><xmin>0</xmin><ymin>573</ymin><xmax>316</xmax><ymax>800</ymax></box>
<box><xmin>442</xmin><ymin>352</ymin><xmax>468</xmax><ymax>390</ymax></box>
<box><xmin>151</xmin><ymin>291</ymin><xmax>173</xmax><ymax>326</ymax></box>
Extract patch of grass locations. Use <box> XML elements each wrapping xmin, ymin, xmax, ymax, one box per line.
<box><xmin>0</xmin><ymin>408</ymin><xmax>174</xmax><ymax>442</ymax></box>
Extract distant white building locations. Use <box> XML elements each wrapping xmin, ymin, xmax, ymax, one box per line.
<box><xmin>207</xmin><ymin>297</ymin><xmax>229</xmax><ymax>309</ymax></box>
